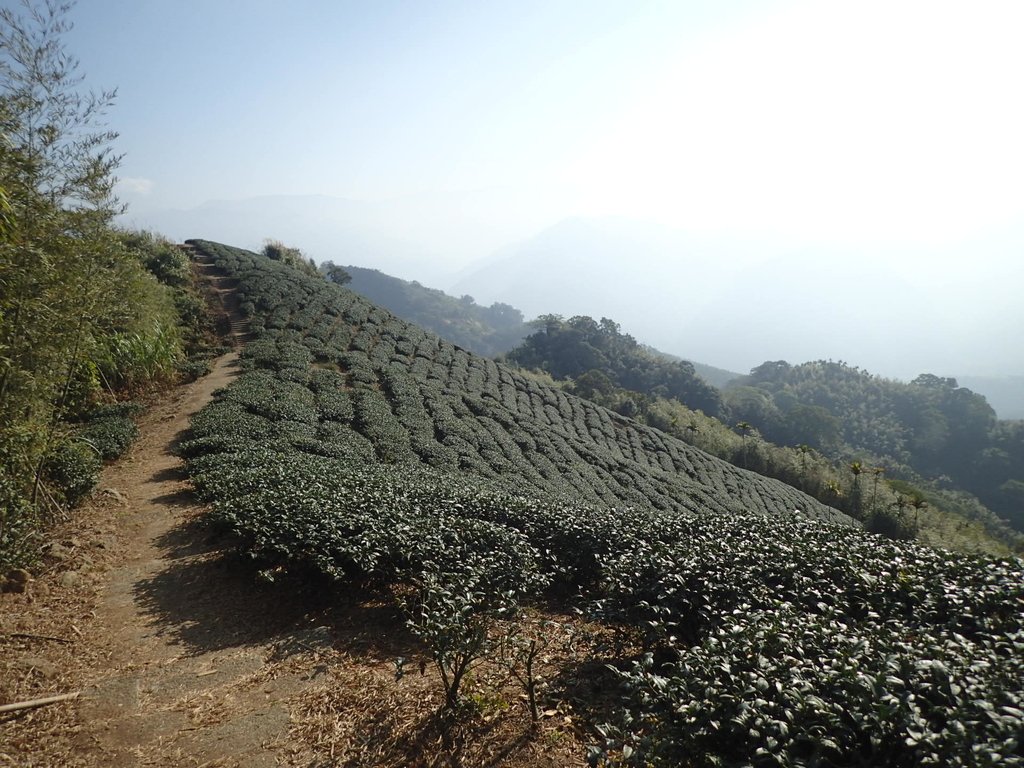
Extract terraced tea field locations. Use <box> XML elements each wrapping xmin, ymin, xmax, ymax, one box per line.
<box><xmin>185</xmin><ymin>239</ymin><xmax>846</xmax><ymax>525</ymax></box>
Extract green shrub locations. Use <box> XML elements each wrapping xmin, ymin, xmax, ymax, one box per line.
<box><xmin>97</xmin><ymin>324</ymin><xmax>181</xmax><ymax>390</ymax></box>
<box><xmin>599</xmin><ymin>604</ymin><xmax>1024</xmax><ymax>768</ymax></box>
<box><xmin>79</xmin><ymin>412</ymin><xmax>139</xmax><ymax>460</ymax></box>
<box><xmin>45</xmin><ymin>440</ymin><xmax>102</xmax><ymax>506</ymax></box>
<box><xmin>87</xmin><ymin>402</ymin><xmax>144</xmax><ymax>420</ymax></box>
<box><xmin>402</xmin><ymin>517</ymin><xmax>546</xmax><ymax>711</ymax></box>
<box><xmin>866</xmin><ymin>505</ymin><xmax>918</xmax><ymax>540</ymax></box>
<box><xmin>177</xmin><ymin>356</ymin><xmax>213</xmax><ymax>381</ymax></box>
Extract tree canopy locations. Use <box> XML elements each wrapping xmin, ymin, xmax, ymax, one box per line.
<box><xmin>507</xmin><ymin>314</ymin><xmax>724</xmax><ymax>417</ymax></box>
<box><xmin>728</xmin><ymin>360</ymin><xmax>1023</xmax><ymax>530</ymax></box>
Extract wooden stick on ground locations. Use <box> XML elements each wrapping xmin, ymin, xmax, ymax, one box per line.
<box><xmin>0</xmin><ymin>631</ymin><xmax>73</xmax><ymax>644</ymax></box>
<box><xmin>0</xmin><ymin>691</ymin><xmax>80</xmax><ymax>714</ymax></box>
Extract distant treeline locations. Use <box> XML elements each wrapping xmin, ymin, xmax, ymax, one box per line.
<box><xmin>506</xmin><ymin>314</ymin><xmax>724</xmax><ymax>418</ymax></box>
<box><xmin>330</xmin><ymin>265</ymin><xmax>529</xmax><ymax>358</ymax></box>
<box><xmin>727</xmin><ymin>361</ymin><xmax>1024</xmax><ymax>531</ymax></box>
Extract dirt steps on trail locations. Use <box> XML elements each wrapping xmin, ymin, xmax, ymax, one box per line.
<box><xmin>190</xmin><ymin>250</ymin><xmax>254</xmax><ymax>345</ymax></box>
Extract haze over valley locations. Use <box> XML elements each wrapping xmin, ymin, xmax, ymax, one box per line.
<box><xmin>79</xmin><ymin>0</ymin><xmax>1023</xmax><ymax>391</ymax></box>
<box><xmin>141</xmin><ymin>195</ymin><xmax>1024</xmax><ymax>391</ymax></box>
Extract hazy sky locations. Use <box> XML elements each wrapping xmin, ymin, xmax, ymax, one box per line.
<box><xmin>52</xmin><ymin>0</ymin><xmax>1024</xmax><ymax>377</ymax></box>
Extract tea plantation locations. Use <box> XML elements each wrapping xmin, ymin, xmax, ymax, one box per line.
<box><xmin>183</xmin><ymin>240</ymin><xmax>1023</xmax><ymax>767</ymax></box>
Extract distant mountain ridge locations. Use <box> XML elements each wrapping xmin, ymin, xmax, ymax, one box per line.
<box><xmin>341</xmin><ymin>265</ymin><xmax>529</xmax><ymax>358</ymax></box>
<box><xmin>342</xmin><ymin>263</ymin><xmax>736</xmax><ymax>388</ymax></box>
<box><xmin>450</xmin><ymin>216</ymin><xmax>1024</xmax><ymax>380</ymax></box>
<box><xmin>645</xmin><ymin>346</ymin><xmax>742</xmax><ymax>389</ymax></box>
<box><xmin>132</xmin><ymin>198</ymin><xmax>1024</xmax><ymax>381</ymax></box>
<box><xmin>124</xmin><ymin>190</ymin><xmax>562</xmax><ymax>284</ymax></box>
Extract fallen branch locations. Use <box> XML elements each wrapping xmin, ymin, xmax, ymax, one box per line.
<box><xmin>0</xmin><ymin>691</ymin><xmax>80</xmax><ymax>714</ymax></box>
<box><xmin>0</xmin><ymin>631</ymin><xmax>73</xmax><ymax>644</ymax></box>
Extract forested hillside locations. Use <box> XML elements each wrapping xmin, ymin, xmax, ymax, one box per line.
<box><xmin>508</xmin><ymin>314</ymin><xmax>724</xmax><ymax>418</ymax></box>
<box><xmin>333</xmin><ymin>264</ymin><xmax>529</xmax><ymax>357</ymax></box>
<box><xmin>650</xmin><ymin>349</ymin><xmax>742</xmax><ymax>390</ymax></box>
<box><xmin>727</xmin><ymin>361</ymin><xmax>1024</xmax><ymax>531</ymax></box>
<box><xmin>180</xmin><ymin>241</ymin><xmax>1023</xmax><ymax>767</ymax></box>
<box><xmin>501</xmin><ymin>317</ymin><xmax>1020</xmax><ymax>552</ymax></box>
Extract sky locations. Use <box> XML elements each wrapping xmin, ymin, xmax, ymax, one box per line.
<box><xmin>39</xmin><ymin>0</ymin><xmax>1024</xmax><ymax>379</ymax></box>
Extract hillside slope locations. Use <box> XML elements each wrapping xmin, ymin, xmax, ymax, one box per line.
<box><xmin>341</xmin><ymin>264</ymin><xmax>529</xmax><ymax>357</ymax></box>
<box><xmin>174</xmin><ymin>241</ymin><xmax>1023</xmax><ymax>768</ymax></box>
<box><xmin>186</xmin><ymin>239</ymin><xmax>848</xmax><ymax>526</ymax></box>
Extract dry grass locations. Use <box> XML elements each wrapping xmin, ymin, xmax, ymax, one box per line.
<box><xmin>282</xmin><ymin>610</ymin><xmax>618</xmax><ymax>768</ymax></box>
<box><xmin>290</xmin><ymin>651</ymin><xmax>591</xmax><ymax>767</ymax></box>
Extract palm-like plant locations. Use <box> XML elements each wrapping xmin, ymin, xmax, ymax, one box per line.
<box><xmin>869</xmin><ymin>466</ymin><xmax>885</xmax><ymax>514</ymax></box>
<box><xmin>735</xmin><ymin>422</ymin><xmax>754</xmax><ymax>469</ymax></box>
<box><xmin>849</xmin><ymin>461</ymin><xmax>864</xmax><ymax>517</ymax></box>
<box><xmin>910</xmin><ymin>497</ymin><xmax>928</xmax><ymax>528</ymax></box>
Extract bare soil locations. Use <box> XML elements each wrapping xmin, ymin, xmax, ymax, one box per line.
<box><xmin>0</xmin><ymin>257</ymin><xmax>595</xmax><ymax>767</ymax></box>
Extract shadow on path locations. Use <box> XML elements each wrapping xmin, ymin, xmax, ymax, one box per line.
<box><xmin>133</xmin><ymin>512</ymin><xmax>420</xmax><ymax>661</ymax></box>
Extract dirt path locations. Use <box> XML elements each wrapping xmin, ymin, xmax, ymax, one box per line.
<box><xmin>70</xmin><ymin>351</ymin><xmax>293</xmax><ymax>767</ymax></box>
<box><xmin>0</xmin><ymin>262</ymin><xmax>332</xmax><ymax>766</ymax></box>
<box><xmin>192</xmin><ymin>252</ymin><xmax>253</xmax><ymax>346</ymax></box>
<box><xmin>1</xmin><ymin>352</ymin><xmax>581</xmax><ymax>768</ymax></box>
<box><xmin>0</xmin><ymin>352</ymin><xmax>328</xmax><ymax>767</ymax></box>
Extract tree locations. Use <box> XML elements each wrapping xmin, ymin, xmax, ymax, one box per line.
<box><xmin>781</xmin><ymin>404</ymin><xmax>842</xmax><ymax>451</ymax></box>
<box><xmin>0</xmin><ymin>1</ymin><xmax>120</xmax><ymax>210</ymax></box>
<box><xmin>510</xmin><ymin>313</ymin><xmax>723</xmax><ymax>416</ymax></box>
<box><xmin>570</xmin><ymin>369</ymin><xmax>615</xmax><ymax>403</ymax></box>
<box><xmin>869</xmin><ymin>465</ymin><xmax>885</xmax><ymax>514</ymax></box>
<box><xmin>997</xmin><ymin>480</ymin><xmax>1024</xmax><ymax>530</ymax></box>
<box><xmin>724</xmin><ymin>386</ymin><xmax>782</xmax><ymax>440</ymax></box>
<box><xmin>909</xmin><ymin>496</ymin><xmax>928</xmax><ymax>528</ymax></box>
<box><xmin>1</xmin><ymin>0</ymin><xmax>125</xmax><ymax>444</ymax></box>
<box><xmin>483</xmin><ymin>301</ymin><xmax>523</xmax><ymax>329</ymax></box>
<box><xmin>735</xmin><ymin>421</ymin><xmax>754</xmax><ymax>469</ymax></box>
<box><xmin>0</xmin><ymin>183</ymin><xmax>11</xmax><ymax>237</ymax></box>
<box><xmin>1</xmin><ymin>1</ymin><xmax>181</xmax><ymax>562</ymax></box>
<box><xmin>319</xmin><ymin>260</ymin><xmax>351</xmax><ymax>285</ymax></box>
<box><xmin>746</xmin><ymin>360</ymin><xmax>792</xmax><ymax>387</ymax></box>
<box><xmin>532</xmin><ymin>314</ymin><xmax>563</xmax><ymax>336</ymax></box>
<box><xmin>849</xmin><ymin>461</ymin><xmax>864</xmax><ymax>518</ymax></box>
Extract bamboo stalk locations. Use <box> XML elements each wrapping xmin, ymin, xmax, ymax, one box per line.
<box><xmin>0</xmin><ymin>691</ymin><xmax>80</xmax><ymax>714</ymax></box>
